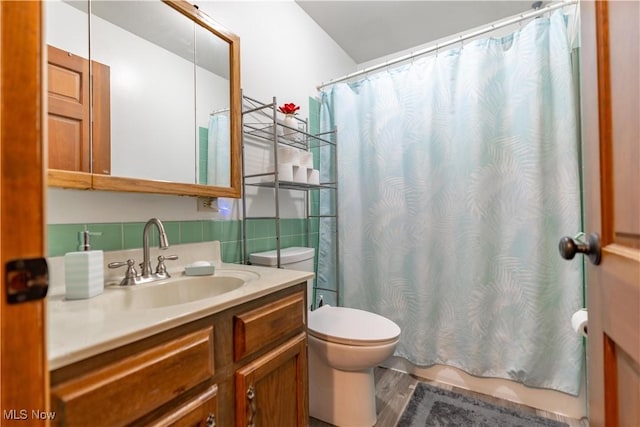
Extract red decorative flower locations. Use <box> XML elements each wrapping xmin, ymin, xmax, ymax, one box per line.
<box><xmin>278</xmin><ymin>103</ymin><xmax>300</xmax><ymax>115</ymax></box>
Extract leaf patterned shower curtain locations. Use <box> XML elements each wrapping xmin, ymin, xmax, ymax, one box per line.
<box><xmin>207</xmin><ymin>112</ymin><xmax>230</xmax><ymax>187</ymax></box>
<box><xmin>319</xmin><ymin>10</ymin><xmax>583</xmax><ymax>394</ymax></box>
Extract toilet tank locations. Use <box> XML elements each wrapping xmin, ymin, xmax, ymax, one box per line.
<box><xmin>250</xmin><ymin>247</ymin><xmax>315</xmax><ymax>308</ymax></box>
<box><xmin>249</xmin><ymin>247</ymin><xmax>315</xmax><ymax>272</ymax></box>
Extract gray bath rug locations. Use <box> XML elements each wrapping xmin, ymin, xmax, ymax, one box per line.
<box><xmin>397</xmin><ymin>382</ymin><xmax>569</xmax><ymax>427</ymax></box>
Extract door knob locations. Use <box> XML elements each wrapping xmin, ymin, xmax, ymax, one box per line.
<box><xmin>558</xmin><ymin>233</ymin><xmax>601</xmax><ymax>265</ymax></box>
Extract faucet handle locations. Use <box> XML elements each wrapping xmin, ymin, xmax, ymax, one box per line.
<box><xmin>108</xmin><ymin>259</ymin><xmax>138</xmax><ymax>286</ymax></box>
<box><xmin>108</xmin><ymin>259</ymin><xmax>136</xmax><ymax>270</ymax></box>
<box><xmin>156</xmin><ymin>255</ymin><xmax>179</xmax><ymax>276</ymax></box>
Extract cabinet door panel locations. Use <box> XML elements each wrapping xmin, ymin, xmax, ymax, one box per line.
<box><xmin>48</xmin><ymin>114</ymin><xmax>85</xmax><ymax>171</ymax></box>
<box><xmin>235</xmin><ymin>333</ymin><xmax>308</xmax><ymax>427</ymax></box>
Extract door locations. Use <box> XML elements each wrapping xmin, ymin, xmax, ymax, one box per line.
<box><xmin>0</xmin><ymin>0</ymin><xmax>49</xmax><ymax>424</ymax></box>
<box><xmin>580</xmin><ymin>1</ymin><xmax>640</xmax><ymax>425</ymax></box>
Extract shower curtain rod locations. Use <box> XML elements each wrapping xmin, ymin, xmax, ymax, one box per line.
<box><xmin>317</xmin><ymin>0</ymin><xmax>577</xmax><ymax>90</ymax></box>
<box><xmin>210</xmin><ymin>107</ymin><xmax>230</xmax><ymax>115</ymax></box>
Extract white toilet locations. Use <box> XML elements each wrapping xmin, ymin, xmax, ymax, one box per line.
<box><xmin>250</xmin><ymin>247</ymin><xmax>401</xmax><ymax>427</ymax></box>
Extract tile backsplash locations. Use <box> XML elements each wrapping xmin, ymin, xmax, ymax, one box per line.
<box><xmin>48</xmin><ymin>219</ymin><xmax>318</xmax><ymax>264</ymax></box>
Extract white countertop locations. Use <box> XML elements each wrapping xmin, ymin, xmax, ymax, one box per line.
<box><xmin>47</xmin><ymin>242</ymin><xmax>313</xmax><ymax>370</ymax></box>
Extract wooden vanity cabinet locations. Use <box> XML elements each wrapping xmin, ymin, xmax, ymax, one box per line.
<box><xmin>49</xmin><ymin>283</ymin><xmax>308</xmax><ymax>427</ymax></box>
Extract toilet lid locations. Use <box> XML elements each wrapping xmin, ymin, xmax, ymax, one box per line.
<box><xmin>308</xmin><ymin>305</ymin><xmax>401</xmax><ymax>346</ymax></box>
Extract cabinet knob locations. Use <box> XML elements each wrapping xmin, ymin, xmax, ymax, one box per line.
<box><xmin>206</xmin><ymin>412</ymin><xmax>216</xmax><ymax>427</ymax></box>
<box><xmin>247</xmin><ymin>386</ymin><xmax>256</xmax><ymax>427</ymax></box>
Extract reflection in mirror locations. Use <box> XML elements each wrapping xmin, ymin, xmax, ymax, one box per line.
<box><xmin>45</xmin><ymin>0</ymin><xmax>91</xmax><ymax>181</ymax></box>
<box><xmin>91</xmin><ymin>1</ymin><xmax>197</xmax><ymax>183</ymax></box>
<box><xmin>46</xmin><ymin>1</ymin><xmax>88</xmax><ymax>59</ymax></box>
<box><xmin>195</xmin><ymin>22</ymin><xmax>231</xmax><ymax>187</ymax></box>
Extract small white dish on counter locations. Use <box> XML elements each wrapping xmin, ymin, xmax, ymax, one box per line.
<box><xmin>184</xmin><ymin>261</ymin><xmax>215</xmax><ymax>276</ymax></box>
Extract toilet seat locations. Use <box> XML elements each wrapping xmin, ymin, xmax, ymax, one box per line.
<box><xmin>308</xmin><ymin>305</ymin><xmax>400</xmax><ymax>346</ymax></box>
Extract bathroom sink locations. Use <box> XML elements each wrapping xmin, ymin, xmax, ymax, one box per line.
<box><xmin>107</xmin><ymin>275</ymin><xmax>245</xmax><ymax>309</ymax></box>
<box><xmin>49</xmin><ymin>271</ymin><xmax>257</xmax><ymax>312</ymax></box>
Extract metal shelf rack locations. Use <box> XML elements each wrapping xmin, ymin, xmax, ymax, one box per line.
<box><xmin>241</xmin><ymin>94</ymin><xmax>339</xmax><ymax>306</ymax></box>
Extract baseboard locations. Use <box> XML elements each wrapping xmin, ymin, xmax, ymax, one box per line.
<box><xmin>381</xmin><ymin>356</ymin><xmax>587</xmax><ymax>420</ymax></box>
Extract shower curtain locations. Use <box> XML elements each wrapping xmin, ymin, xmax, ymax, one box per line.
<box><xmin>207</xmin><ymin>112</ymin><xmax>230</xmax><ymax>187</ymax></box>
<box><xmin>319</xmin><ymin>10</ymin><xmax>583</xmax><ymax>395</ymax></box>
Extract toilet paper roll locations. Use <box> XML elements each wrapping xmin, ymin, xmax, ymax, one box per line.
<box><xmin>307</xmin><ymin>169</ymin><xmax>320</xmax><ymax>185</ymax></box>
<box><xmin>300</xmin><ymin>151</ymin><xmax>314</xmax><ymax>168</ymax></box>
<box><xmin>277</xmin><ymin>163</ymin><xmax>293</xmax><ymax>181</ymax></box>
<box><xmin>293</xmin><ymin>165</ymin><xmax>307</xmax><ymax>183</ymax></box>
<box><xmin>277</xmin><ymin>146</ymin><xmax>300</xmax><ymax>166</ymax></box>
<box><xmin>571</xmin><ymin>309</ymin><xmax>588</xmax><ymax>337</ymax></box>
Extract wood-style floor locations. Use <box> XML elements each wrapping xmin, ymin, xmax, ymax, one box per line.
<box><xmin>309</xmin><ymin>367</ymin><xmax>589</xmax><ymax>427</ymax></box>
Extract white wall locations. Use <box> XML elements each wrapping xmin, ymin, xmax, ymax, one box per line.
<box><xmin>45</xmin><ymin>0</ymin><xmax>88</xmax><ymax>58</ymax></box>
<box><xmin>47</xmin><ymin>0</ymin><xmax>356</xmax><ymax>224</ymax></box>
<box><xmin>197</xmin><ymin>1</ymin><xmax>356</xmax><ymax>120</ymax></box>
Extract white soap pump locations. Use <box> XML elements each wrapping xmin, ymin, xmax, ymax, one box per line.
<box><xmin>64</xmin><ymin>228</ymin><xmax>104</xmax><ymax>299</ymax></box>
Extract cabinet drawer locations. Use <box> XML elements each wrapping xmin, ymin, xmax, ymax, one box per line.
<box><xmin>51</xmin><ymin>327</ymin><xmax>214</xmax><ymax>427</ymax></box>
<box><xmin>145</xmin><ymin>384</ymin><xmax>217</xmax><ymax>427</ymax></box>
<box><xmin>234</xmin><ymin>291</ymin><xmax>305</xmax><ymax>361</ymax></box>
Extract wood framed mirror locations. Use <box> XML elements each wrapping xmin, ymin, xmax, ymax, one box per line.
<box><xmin>46</xmin><ymin>0</ymin><xmax>241</xmax><ymax>198</ymax></box>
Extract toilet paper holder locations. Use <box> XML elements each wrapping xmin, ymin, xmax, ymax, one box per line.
<box><xmin>571</xmin><ymin>309</ymin><xmax>588</xmax><ymax>337</ymax></box>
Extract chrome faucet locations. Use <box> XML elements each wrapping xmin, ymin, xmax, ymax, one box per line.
<box><xmin>142</xmin><ymin>218</ymin><xmax>169</xmax><ymax>277</ymax></box>
<box><xmin>108</xmin><ymin>217</ymin><xmax>178</xmax><ymax>286</ymax></box>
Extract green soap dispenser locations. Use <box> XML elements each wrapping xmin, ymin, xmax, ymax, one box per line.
<box><xmin>64</xmin><ymin>228</ymin><xmax>104</xmax><ymax>299</ymax></box>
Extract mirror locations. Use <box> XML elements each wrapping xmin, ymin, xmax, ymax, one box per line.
<box><xmin>45</xmin><ymin>0</ymin><xmax>241</xmax><ymax>198</ymax></box>
<box><xmin>45</xmin><ymin>0</ymin><xmax>92</xmax><ymax>188</ymax></box>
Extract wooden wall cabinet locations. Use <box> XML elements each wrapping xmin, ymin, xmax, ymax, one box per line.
<box><xmin>47</xmin><ymin>45</ymin><xmax>111</xmax><ymax>178</ymax></box>
<box><xmin>50</xmin><ymin>284</ymin><xmax>308</xmax><ymax>427</ymax></box>
<box><xmin>46</xmin><ymin>0</ymin><xmax>242</xmax><ymax>199</ymax></box>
